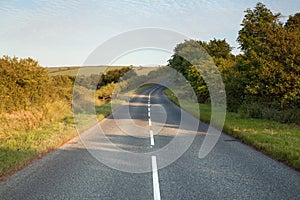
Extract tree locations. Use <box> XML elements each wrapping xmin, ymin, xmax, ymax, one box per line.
<box><xmin>285</xmin><ymin>13</ymin><xmax>300</xmax><ymax>31</ymax></box>
<box><xmin>187</xmin><ymin>66</ymin><xmax>209</xmax><ymax>103</ymax></box>
<box><xmin>236</xmin><ymin>3</ymin><xmax>300</xmax><ymax>109</ymax></box>
<box><xmin>206</xmin><ymin>38</ymin><xmax>233</xmax><ymax>59</ymax></box>
<box><xmin>237</xmin><ymin>2</ymin><xmax>282</xmax><ymax>56</ymax></box>
<box><xmin>98</xmin><ymin>67</ymin><xmax>132</xmax><ymax>88</ymax></box>
<box><xmin>168</xmin><ymin>39</ymin><xmax>231</xmax><ymax>103</ymax></box>
<box><xmin>284</xmin><ymin>13</ymin><xmax>300</xmax><ymax>68</ymax></box>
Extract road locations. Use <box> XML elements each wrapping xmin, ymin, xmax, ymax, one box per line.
<box><xmin>1</xmin><ymin>85</ymin><xmax>300</xmax><ymax>199</ymax></box>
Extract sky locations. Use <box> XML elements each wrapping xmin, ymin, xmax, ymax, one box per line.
<box><xmin>0</xmin><ymin>0</ymin><xmax>299</xmax><ymax>67</ymax></box>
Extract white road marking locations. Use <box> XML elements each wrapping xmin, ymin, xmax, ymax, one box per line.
<box><xmin>151</xmin><ymin>156</ymin><xmax>161</xmax><ymax>200</ymax></box>
<box><xmin>148</xmin><ymin>87</ymin><xmax>161</xmax><ymax>200</ymax></box>
<box><xmin>148</xmin><ymin>87</ymin><xmax>157</xmax><ymax>144</ymax></box>
<box><xmin>150</xmin><ymin>130</ymin><xmax>155</xmax><ymax>146</ymax></box>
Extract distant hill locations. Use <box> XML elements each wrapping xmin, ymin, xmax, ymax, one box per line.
<box><xmin>46</xmin><ymin>66</ymin><xmax>162</xmax><ymax>76</ymax></box>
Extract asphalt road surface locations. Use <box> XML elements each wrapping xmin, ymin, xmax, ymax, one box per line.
<box><xmin>1</xmin><ymin>85</ymin><xmax>300</xmax><ymax>200</ymax></box>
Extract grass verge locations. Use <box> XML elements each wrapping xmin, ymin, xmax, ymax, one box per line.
<box><xmin>165</xmin><ymin>88</ymin><xmax>300</xmax><ymax>171</ymax></box>
<box><xmin>0</xmin><ymin>100</ymin><xmax>113</xmax><ymax>180</ymax></box>
<box><xmin>0</xmin><ymin>120</ymin><xmax>77</xmax><ymax>179</ymax></box>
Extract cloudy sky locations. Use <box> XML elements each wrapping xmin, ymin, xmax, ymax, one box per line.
<box><xmin>0</xmin><ymin>0</ymin><xmax>299</xmax><ymax>66</ymax></box>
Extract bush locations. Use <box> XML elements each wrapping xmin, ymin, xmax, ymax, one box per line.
<box><xmin>98</xmin><ymin>67</ymin><xmax>132</xmax><ymax>87</ymax></box>
<box><xmin>96</xmin><ymin>82</ymin><xmax>115</xmax><ymax>99</ymax></box>
<box><xmin>0</xmin><ymin>56</ymin><xmax>52</xmax><ymax>112</ymax></box>
<box><xmin>0</xmin><ymin>56</ymin><xmax>74</xmax><ymax>131</ymax></box>
<box><xmin>51</xmin><ymin>75</ymin><xmax>74</xmax><ymax>103</ymax></box>
<box><xmin>238</xmin><ymin>103</ymin><xmax>300</xmax><ymax>125</ymax></box>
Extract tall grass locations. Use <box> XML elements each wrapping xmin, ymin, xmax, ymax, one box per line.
<box><xmin>0</xmin><ymin>99</ymin><xmax>115</xmax><ymax>179</ymax></box>
<box><xmin>0</xmin><ymin>101</ymin><xmax>71</xmax><ymax>132</ymax></box>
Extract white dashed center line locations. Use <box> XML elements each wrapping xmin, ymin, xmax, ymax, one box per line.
<box><xmin>150</xmin><ymin>130</ymin><xmax>155</xmax><ymax>146</ymax></box>
<box><xmin>148</xmin><ymin>88</ymin><xmax>161</xmax><ymax>200</ymax></box>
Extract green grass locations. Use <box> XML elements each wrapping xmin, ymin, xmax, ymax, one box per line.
<box><xmin>0</xmin><ymin>119</ymin><xmax>77</xmax><ymax>178</ymax></box>
<box><xmin>165</xmin><ymin>88</ymin><xmax>300</xmax><ymax>171</ymax></box>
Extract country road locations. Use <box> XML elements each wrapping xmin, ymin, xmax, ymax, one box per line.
<box><xmin>0</xmin><ymin>85</ymin><xmax>300</xmax><ymax>200</ymax></box>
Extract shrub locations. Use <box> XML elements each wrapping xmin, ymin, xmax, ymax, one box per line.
<box><xmin>238</xmin><ymin>103</ymin><xmax>300</xmax><ymax>125</ymax></box>
<box><xmin>96</xmin><ymin>82</ymin><xmax>116</xmax><ymax>99</ymax></box>
<box><xmin>0</xmin><ymin>56</ymin><xmax>52</xmax><ymax>112</ymax></box>
<box><xmin>0</xmin><ymin>56</ymin><xmax>74</xmax><ymax>131</ymax></box>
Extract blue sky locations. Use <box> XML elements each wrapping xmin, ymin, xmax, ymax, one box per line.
<box><xmin>0</xmin><ymin>0</ymin><xmax>299</xmax><ymax>67</ymax></box>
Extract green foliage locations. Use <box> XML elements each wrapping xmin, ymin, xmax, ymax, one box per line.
<box><xmin>98</xmin><ymin>67</ymin><xmax>132</xmax><ymax>88</ymax></box>
<box><xmin>285</xmin><ymin>13</ymin><xmax>300</xmax><ymax>31</ymax></box>
<box><xmin>166</xmin><ymin>2</ymin><xmax>300</xmax><ymax>123</ymax></box>
<box><xmin>215</xmin><ymin>3</ymin><xmax>300</xmax><ymax>124</ymax></box>
<box><xmin>186</xmin><ymin>66</ymin><xmax>209</xmax><ymax>103</ymax></box>
<box><xmin>0</xmin><ymin>56</ymin><xmax>52</xmax><ymax>112</ymax></box>
<box><xmin>168</xmin><ymin>39</ymin><xmax>232</xmax><ymax>103</ymax></box>
<box><xmin>72</xmin><ymin>67</ymin><xmax>137</xmax><ymax>114</ymax></box>
<box><xmin>206</xmin><ymin>38</ymin><xmax>233</xmax><ymax>60</ymax></box>
<box><xmin>96</xmin><ymin>82</ymin><xmax>116</xmax><ymax>99</ymax></box>
<box><xmin>51</xmin><ymin>75</ymin><xmax>74</xmax><ymax>103</ymax></box>
<box><xmin>236</xmin><ymin>3</ymin><xmax>300</xmax><ymax>108</ymax></box>
<box><xmin>237</xmin><ymin>2</ymin><xmax>282</xmax><ymax>55</ymax></box>
<box><xmin>239</xmin><ymin>103</ymin><xmax>300</xmax><ymax>124</ymax></box>
<box><xmin>167</xmin><ymin>3</ymin><xmax>300</xmax><ymax>124</ymax></box>
<box><xmin>0</xmin><ymin>60</ymin><xmax>123</xmax><ymax>178</ymax></box>
<box><xmin>0</xmin><ymin>56</ymin><xmax>74</xmax><ymax>131</ymax></box>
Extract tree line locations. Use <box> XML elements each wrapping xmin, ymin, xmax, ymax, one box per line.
<box><xmin>168</xmin><ymin>2</ymin><xmax>300</xmax><ymax>124</ymax></box>
<box><xmin>75</xmin><ymin>67</ymin><xmax>132</xmax><ymax>90</ymax></box>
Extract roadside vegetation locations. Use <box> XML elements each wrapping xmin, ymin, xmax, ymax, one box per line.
<box><xmin>0</xmin><ymin>57</ymin><xmax>133</xmax><ymax>179</ymax></box>
<box><xmin>165</xmin><ymin>89</ymin><xmax>300</xmax><ymax>170</ymax></box>
<box><xmin>0</xmin><ymin>55</ymin><xmax>165</xmax><ymax>178</ymax></box>
<box><xmin>166</xmin><ymin>3</ymin><xmax>300</xmax><ymax>170</ymax></box>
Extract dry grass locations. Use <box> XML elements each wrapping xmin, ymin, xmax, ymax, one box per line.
<box><xmin>0</xmin><ymin>101</ymin><xmax>71</xmax><ymax>132</ymax></box>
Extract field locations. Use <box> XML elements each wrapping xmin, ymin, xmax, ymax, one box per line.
<box><xmin>46</xmin><ymin>66</ymin><xmax>159</xmax><ymax>76</ymax></box>
<box><xmin>46</xmin><ymin>66</ymin><xmax>80</xmax><ymax>76</ymax></box>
